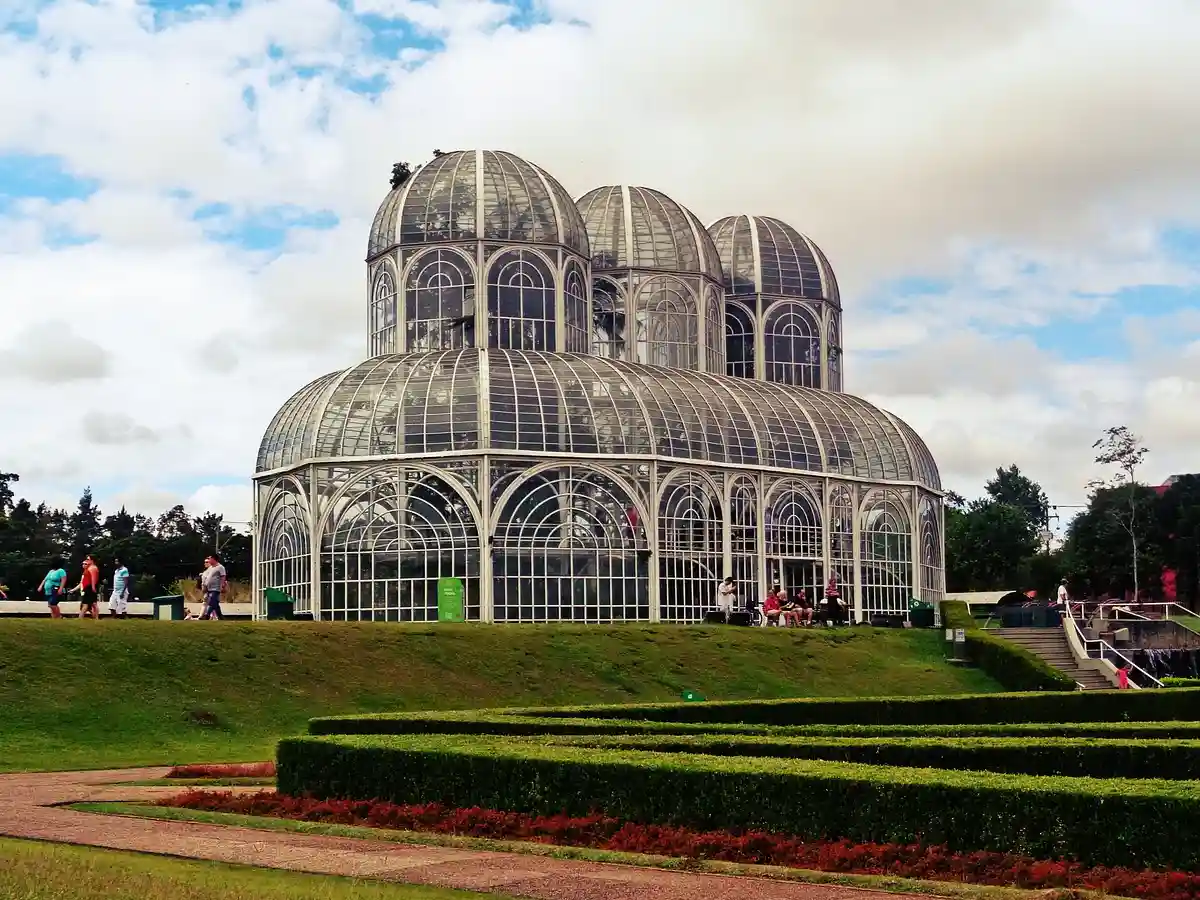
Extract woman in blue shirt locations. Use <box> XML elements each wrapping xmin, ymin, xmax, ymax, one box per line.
<box><xmin>38</xmin><ymin>561</ymin><xmax>67</xmax><ymax>619</ymax></box>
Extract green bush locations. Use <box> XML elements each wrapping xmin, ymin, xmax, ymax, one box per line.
<box><xmin>1163</xmin><ymin>678</ymin><xmax>1200</xmax><ymax>688</ymax></box>
<box><xmin>509</xmin><ymin>687</ymin><xmax>1200</xmax><ymax>726</ymax></box>
<box><xmin>940</xmin><ymin>601</ymin><xmax>1076</xmax><ymax>692</ymax></box>
<box><xmin>276</xmin><ymin>733</ymin><xmax>1200</xmax><ymax>871</ymax></box>
<box><xmin>556</xmin><ymin>733</ymin><xmax>1200</xmax><ymax>779</ymax></box>
<box><xmin>310</xmin><ymin>710</ymin><xmax>1200</xmax><ymax>739</ymax></box>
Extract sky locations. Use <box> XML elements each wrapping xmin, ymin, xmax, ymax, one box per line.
<box><xmin>2</xmin><ymin>0</ymin><xmax>1199</xmax><ymax>535</ymax></box>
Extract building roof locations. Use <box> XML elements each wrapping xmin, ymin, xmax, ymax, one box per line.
<box><xmin>257</xmin><ymin>349</ymin><xmax>939</xmax><ymax>489</ymax></box>
<box><xmin>708</xmin><ymin>214</ymin><xmax>840</xmax><ymax>304</ymax></box>
<box><xmin>367</xmin><ymin>150</ymin><xmax>589</xmax><ymax>259</ymax></box>
<box><xmin>576</xmin><ymin>185</ymin><xmax>723</xmax><ymax>280</ymax></box>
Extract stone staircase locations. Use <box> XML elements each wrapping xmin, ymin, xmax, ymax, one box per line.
<box><xmin>993</xmin><ymin>627</ymin><xmax>1114</xmax><ymax>690</ymax></box>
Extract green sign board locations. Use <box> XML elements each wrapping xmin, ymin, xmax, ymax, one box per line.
<box><xmin>680</xmin><ymin>689</ymin><xmax>706</xmax><ymax>702</ymax></box>
<box><xmin>437</xmin><ymin>578</ymin><xmax>464</xmax><ymax>622</ymax></box>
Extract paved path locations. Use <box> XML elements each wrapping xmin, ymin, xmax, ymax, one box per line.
<box><xmin>0</xmin><ymin>768</ymin><xmax>921</xmax><ymax>900</ymax></box>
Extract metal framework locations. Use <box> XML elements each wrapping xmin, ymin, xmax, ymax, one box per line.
<box><xmin>253</xmin><ymin>149</ymin><xmax>944</xmax><ymax>623</ymax></box>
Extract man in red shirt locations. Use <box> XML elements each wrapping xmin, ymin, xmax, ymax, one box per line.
<box><xmin>75</xmin><ymin>555</ymin><xmax>101</xmax><ymax>619</ymax></box>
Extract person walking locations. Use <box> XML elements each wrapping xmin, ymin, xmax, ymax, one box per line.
<box><xmin>37</xmin><ymin>561</ymin><xmax>68</xmax><ymax>618</ymax></box>
<box><xmin>199</xmin><ymin>554</ymin><xmax>227</xmax><ymax>620</ymax></box>
<box><xmin>73</xmin><ymin>555</ymin><xmax>101</xmax><ymax>619</ymax></box>
<box><xmin>108</xmin><ymin>558</ymin><xmax>131</xmax><ymax>618</ymax></box>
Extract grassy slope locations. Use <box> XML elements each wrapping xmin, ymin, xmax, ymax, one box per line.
<box><xmin>0</xmin><ymin>837</ymin><xmax>491</xmax><ymax>899</ymax></box>
<box><xmin>0</xmin><ymin>621</ymin><xmax>1000</xmax><ymax>771</ymax></box>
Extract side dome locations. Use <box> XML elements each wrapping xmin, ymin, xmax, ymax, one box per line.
<box><xmin>368</xmin><ymin>150</ymin><xmax>589</xmax><ymax>259</ymax></box>
<box><xmin>708</xmin><ymin>214</ymin><xmax>840</xmax><ymax>304</ymax></box>
<box><xmin>578</xmin><ymin>185</ymin><xmax>723</xmax><ymax>281</ymax></box>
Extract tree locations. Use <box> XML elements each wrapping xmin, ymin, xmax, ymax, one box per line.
<box><xmin>390</xmin><ymin>161</ymin><xmax>412</xmax><ymax>189</ymax></box>
<box><xmin>68</xmin><ymin>487</ymin><xmax>103</xmax><ymax>567</ymax></box>
<box><xmin>0</xmin><ymin>472</ymin><xmax>17</xmax><ymax>516</ymax></box>
<box><xmin>945</xmin><ymin>499</ymin><xmax>1040</xmax><ymax>592</ymax></box>
<box><xmin>985</xmin><ymin>465</ymin><xmax>1049</xmax><ymax>530</ymax></box>
<box><xmin>1158</xmin><ymin>475</ymin><xmax>1200</xmax><ymax>607</ymax></box>
<box><xmin>1089</xmin><ymin>426</ymin><xmax>1150</xmax><ymax>599</ymax></box>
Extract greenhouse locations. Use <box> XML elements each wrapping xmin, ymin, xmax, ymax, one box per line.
<box><xmin>253</xmin><ymin>149</ymin><xmax>944</xmax><ymax>623</ymax></box>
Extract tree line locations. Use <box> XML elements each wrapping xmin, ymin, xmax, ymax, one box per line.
<box><xmin>0</xmin><ymin>473</ymin><xmax>251</xmax><ymax>601</ymax></box>
<box><xmin>946</xmin><ymin>427</ymin><xmax>1200</xmax><ymax>605</ymax></box>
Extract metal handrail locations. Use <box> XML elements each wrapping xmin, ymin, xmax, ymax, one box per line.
<box><xmin>1062</xmin><ymin>603</ymin><xmax>1163</xmax><ymax>688</ymax></box>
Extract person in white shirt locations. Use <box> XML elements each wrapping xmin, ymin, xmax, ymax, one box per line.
<box><xmin>108</xmin><ymin>559</ymin><xmax>131</xmax><ymax>618</ymax></box>
<box><xmin>199</xmin><ymin>554</ymin><xmax>228</xmax><ymax>621</ymax></box>
<box><xmin>1056</xmin><ymin>581</ymin><xmax>1069</xmax><ymax>605</ymax></box>
<box><xmin>716</xmin><ymin>577</ymin><xmax>736</xmax><ymax>622</ymax></box>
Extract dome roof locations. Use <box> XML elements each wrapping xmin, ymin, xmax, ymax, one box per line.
<box><xmin>577</xmin><ymin>185</ymin><xmax>723</xmax><ymax>280</ymax></box>
<box><xmin>708</xmin><ymin>214</ymin><xmax>840</xmax><ymax>304</ymax></box>
<box><xmin>368</xmin><ymin>150</ymin><xmax>589</xmax><ymax>259</ymax></box>
<box><xmin>257</xmin><ymin>349</ymin><xmax>939</xmax><ymax>489</ymax></box>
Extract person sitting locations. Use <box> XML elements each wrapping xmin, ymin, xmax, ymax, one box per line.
<box><xmin>794</xmin><ymin>588</ymin><xmax>815</xmax><ymax>627</ymax></box>
<box><xmin>763</xmin><ymin>589</ymin><xmax>782</xmax><ymax>626</ymax></box>
<box><xmin>780</xmin><ymin>592</ymin><xmax>800</xmax><ymax>627</ymax></box>
<box><xmin>716</xmin><ymin>576</ymin><xmax>736</xmax><ymax>623</ymax></box>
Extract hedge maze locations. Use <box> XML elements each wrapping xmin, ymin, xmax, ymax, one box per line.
<box><xmin>281</xmin><ymin>689</ymin><xmax>1200</xmax><ymax>872</ymax></box>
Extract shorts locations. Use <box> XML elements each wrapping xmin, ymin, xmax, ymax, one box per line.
<box><xmin>80</xmin><ymin>586</ymin><xmax>99</xmax><ymax>608</ymax></box>
<box><xmin>45</xmin><ymin>591</ymin><xmax>60</xmax><ymax>607</ymax></box>
<box><xmin>109</xmin><ymin>591</ymin><xmax>128</xmax><ymax>615</ymax></box>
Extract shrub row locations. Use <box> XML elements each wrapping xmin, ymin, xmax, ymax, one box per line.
<box><xmin>166</xmin><ymin>762</ymin><xmax>276</xmax><ymax>779</ymax></box>
<box><xmin>555</xmin><ymin>733</ymin><xmax>1200</xmax><ymax>779</ymax></box>
<box><xmin>309</xmin><ymin>710</ymin><xmax>1200</xmax><ymax>740</ymax></box>
<box><xmin>939</xmin><ymin>600</ymin><xmax>1077</xmax><ymax>692</ymax></box>
<box><xmin>162</xmin><ymin>789</ymin><xmax>1200</xmax><ymax>900</ymax></box>
<box><xmin>512</xmin><ymin>686</ymin><xmax>1200</xmax><ymax>726</ymax></box>
<box><xmin>276</xmin><ymin>733</ymin><xmax>1200</xmax><ymax>870</ymax></box>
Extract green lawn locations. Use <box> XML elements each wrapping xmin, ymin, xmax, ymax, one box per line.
<box><xmin>0</xmin><ymin>620</ymin><xmax>1000</xmax><ymax>771</ymax></box>
<box><xmin>0</xmin><ymin>837</ymin><xmax>493</xmax><ymax>899</ymax></box>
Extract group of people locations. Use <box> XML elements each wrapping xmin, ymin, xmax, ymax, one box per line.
<box><xmin>716</xmin><ymin>575</ymin><xmax>848</xmax><ymax>627</ymax></box>
<box><xmin>33</xmin><ymin>554</ymin><xmax>229</xmax><ymax>620</ymax></box>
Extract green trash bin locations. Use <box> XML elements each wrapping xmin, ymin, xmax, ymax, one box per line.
<box><xmin>264</xmin><ymin>587</ymin><xmax>296</xmax><ymax>620</ymax></box>
<box><xmin>908</xmin><ymin>598</ymin><xmax>935</xmax><ymax>629</ymax></box>
<box><xmin>151</xmin><ymin>594</ymin><xmax>186</xmax><ymax>620</ymax></box>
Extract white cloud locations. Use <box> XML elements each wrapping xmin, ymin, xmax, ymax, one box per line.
<box><xmin>1</xmin><ymin>0</ymin><xmax>1200</xmax><ymax>522</ymax></box>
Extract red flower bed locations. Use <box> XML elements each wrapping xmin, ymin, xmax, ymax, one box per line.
<box><xmin>161</xmin><ymin>790</ymin><xmax>1200</xmax><ymax>899</ymax></box>
<box><xmin>165</xmin><ymin>762</ymin><xmax>276</xmax><ymax>779</ymax></box>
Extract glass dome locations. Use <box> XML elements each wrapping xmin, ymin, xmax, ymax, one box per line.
<box><xmin>256</xmin><ymin>349</ymin><xmax>939</xmax><ymax>489</ymax></box>
<box><xmin>368</xmin><ymin>150</ymin><xmax>589</xmax><ymax>259</ymax></box>
<box><xmin>577</xmin><ymin>185</ymin><xmax>723</xmax><ymax>280</ymax></box>
<box><xmin>708</xmin><ymin>214</ymin><xmax>840</xmax><ymax>303</ymax></box>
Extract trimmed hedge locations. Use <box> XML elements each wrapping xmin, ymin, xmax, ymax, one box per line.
<box><xmin>556</xmin><ymin>733</ymin><xmax>1200</xmax><ymax>779</ymax></box>
<box><xmin>939</xmin><ymin>601</ymin><xmax>1076</xmax><ymax>691</ymax></box>
<box><xmin>309</xmin><ymin>710</ymin><xmax>1200</xmax><ymax>739</ymax></box>
<box><xmin>509</xmin><ymin>687</ymin><xmax>1200</xmax><ymax>726</ymax></box>
<box><xmin>1163</xmin><ymin>678</ymin><xmax>1200</xmax><ymax>688</ymax></box>
<box><xmin>276</xmin><ymin>733</ymin><xmax>1200</xmax><ymax>870</ymax></box>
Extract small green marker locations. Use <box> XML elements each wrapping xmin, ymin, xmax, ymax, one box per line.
<box><xmin>681</xmin><ymin>690</ymin><xmax>706</xmax><ymax>702</ymax></box>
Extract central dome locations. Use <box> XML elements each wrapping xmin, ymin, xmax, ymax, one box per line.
<box><xmin>577</xmin><ymin>185</ymin><xmax>722</xmax><ymax>280</ymax></box>
<box><xmin>368</xmin><ymin>150</ymin><xmax>589</xmax><ymax>259</ymax></box>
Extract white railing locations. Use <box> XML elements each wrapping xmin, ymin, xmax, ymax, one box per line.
<box><xmin>1062</xmin><ymin>601</ymin><xmax>1163</xmax><ymax>688</ymax></box>
<box><xmin>1066</xmin><ymin>600</ymin><xmax>1200</xmax><ymax>625</ymax></box>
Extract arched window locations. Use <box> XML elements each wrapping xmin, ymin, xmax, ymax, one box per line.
<box><xmin>765</xmin><ymin>482</ymin><xmax>822</xmax><ymax>559</ymax></box>
<box><xmin>658</xmin><ymin>471</ymin><xmax>722</xmax><ymax>623</ymax></box>
<box><xmin>725</xmin><ymin>301</ymin><xmax>754</xmax><ymax>379</ymax></box>
<box><xmin>860</xmin><ymin>489</ymin><xmax>913</xmax><ymax>620</ymax></box>
<box><xmin>321</xmin><ymin>468</ymin><xmax>480</xmax><ymax>622</ymax></box>
<box><xmin>492</xmin><ymin>468</ymin><xmax>648</xmax><ymax>622</ymax></box>
<box><xmin>827</xmin><ymin>311</ymin><xmax>843</xmax><ymax>391</ymax></box>
<box><xmin>564</xmin><ymin>261</ymin><xmax>589</xmax><ymax>354</ymax></box>
<box><xmin>370</xmin><ymin>267</ymin><xmax>397</xmax><ymax>356</ymax></box>
<box><xmin>764</xmin><ymin>303</ymin><xmax>821</xmax><ymax>388</ymax></box>
<box><xmin>404</xmin><ymin>250</ymin><xmax>475</xmax><ymax>353</ymax></box>
<box><xmin>258</xmin><ymin>482</ymin><xmax>312</xmax><ymax>615</ymax></box>
<box><xmin>488</xmin><ymin>249</ymin><xmax>556</xmax><ymax>351</ymax></box>
<box><xmin>704</xmin><ymin>286</ymin><xmax>724</xmax><ymax>374</ymax></box>
<box><xmin>635</xmin><ymin>277</ymin><xmax>698</xmax><ymax>370</ymax></box>
<box><xmin>592</xmin><ymin>277</ymin><xmax>626</xmax><ymax>360</ymax></box>
<box><xmin>919</xmin><ymin>495</ymin><xmax>943</xmax><ymax>604</ymax></box>
<box><xmin>729</xmin><ymin>476</ymin><xmax>758</xmax><ymax>608</ymax></box>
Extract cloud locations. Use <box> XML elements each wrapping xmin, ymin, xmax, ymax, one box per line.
<box><xmin>1</xmin><ymin>0</ymin><xmax>1199</xmax><ymax>528</ymax></box>
<box><xmin>81</xmin><ymin>411</ymin><xmax>162</xmax><ymax>445</ymax></box>
<box><xmin>1</xmin><ymin>320</ymin><xmax>111</xmax><ymax>383</ymax></box>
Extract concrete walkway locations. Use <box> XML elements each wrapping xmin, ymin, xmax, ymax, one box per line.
<box><xmin>0</xmin><ymin>767</ymin><xmax>923</xmax><ymax>900</ymax></box>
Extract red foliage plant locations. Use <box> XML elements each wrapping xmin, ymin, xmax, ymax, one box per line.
<box><xmin>165</xmin><ymin>762</ymin><xmax>277</xmax><ymax>779</ymax></box>
<box><xmin>161</xmin><ymin>790</ymin><xmax>1200</xmax><ymax>900</ymax></box>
